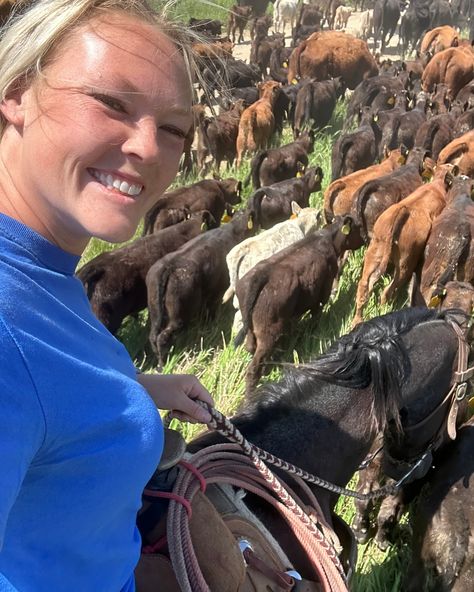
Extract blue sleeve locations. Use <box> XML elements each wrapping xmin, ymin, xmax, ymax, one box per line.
<box><xmin>0</xmin><ymin>573</ymin><xmax>19</xmax><ymax>591</ymax></box>
<box><xmin>0</xmin><ymin>319</ymin><xmax>46</xmax><ymax>558</ymax></box>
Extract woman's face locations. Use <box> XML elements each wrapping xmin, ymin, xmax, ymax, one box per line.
<box><xmin>1</xmin><ymin>13</ymin><xmax>193</xmax><ymax>253</ymax></box>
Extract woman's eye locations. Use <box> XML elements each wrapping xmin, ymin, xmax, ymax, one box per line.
<box><xmin>162</xmin><ymin>126</ymin><xmax>187</xmax><ymax>139</ymax></box>
<box><xmin>93</xmin><ymin>93</ymin><xmax>127</xmax><ymax>114</ymax></box>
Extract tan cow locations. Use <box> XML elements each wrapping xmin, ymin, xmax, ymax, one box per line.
<box><xmin>235</xmin><ymin>80</ymin><xmax>281</xmax><ymax>167</ymax></box>
<box><xmin>287</xmin><ymin>30</ymin><xmax>378</xmax><ymax>90</ymax></box>
<box><xmin>352</xmin><ymin>165</ymin><xmax>456</xmax><ymax>326</ymax></box>
<box><xmin>420</xmin><ymin>26</ymin><xmax>459</xmax><ymax>57</ymax></box>
<box><xmin>437</xmin><ymin>129</ymin><xmax>474</xmax><ymax>177</ymax></box>
<box><xmin>422</xmin><ymin>46</ymin><xmax>474</xmax><ymax>99</ymax></box>
<box><xmin>323</xmin><ymin>147</ymin><xmax>407</xmax><ymax>223</ymax></box>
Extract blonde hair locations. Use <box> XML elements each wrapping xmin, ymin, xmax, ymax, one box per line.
<box><xmin>0</xmin><ymin>0</ymin><xmax>202</xmax><ymax>134</ymax></box>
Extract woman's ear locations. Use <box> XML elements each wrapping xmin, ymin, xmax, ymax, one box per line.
<box><xmin>0</xmin><ymin>83</ymin><xmax>29</xmax><ymax>127</ymax></box>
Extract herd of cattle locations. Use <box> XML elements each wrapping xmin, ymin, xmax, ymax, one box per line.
<box><xmin>74</xmin><ymin>4</ymin><xmax>474</xmax><ymax>587</ymax></box>
<box><xmin>79</xmin><ymin>4</ymin><xmax>474</xmax><ymax>400</ymax></box>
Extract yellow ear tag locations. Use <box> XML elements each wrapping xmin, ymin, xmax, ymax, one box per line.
<box><xmin>387</xmin><ymin>96</ymin><xmax>395</xmax><ymax>105</ymax></box>
<box><xmin>221</xmin><ymin>213</ymin><xmax>232</xmax><ymax>223</ymax></box>
<box><xmin>373</xmin><ymin>114</ymin><xmax>378</xmax><ymax>122</ymax></box>
<box><xmin>422</xmin><ymin>170</ymin><xmax>433</xmax><ymax>182</ymax></box>
<box><xmin>296</xmin><ymin>171</ymin><xmax>303</xmax><ymax>178</ymax></box>
<box><xmin>341</xmin><ymin>223</ymin><xmax>350</xmax><ymax>235</ymax></box>
<box><xmin>468</xmin><ymin>396</ymin><xmax>474</xmax><ymax>413</ymax></box>
<box><xmin>398</xmin><ymin>156</ymin><xmax>406</xmax><ymax>165</ymax></box>
<box><xmin>200</xmin><ymin>222</ymin><xmax>208</xmax><ymax>232</ymax></box>
<box><xmin>428</xmin><ymin>295</ymin><xmax>441</xmax><ymax>308</ymax></box>
<box><xmin>290</xmin><ymin>213</ymin><xmax>297</xmax><ymax>219</ymax></box>
<box><xmin>282</xmin><ymin>61</ymin><xmax>288</xmax><ymax>68</ymax></box>
<box><xmin>291</xmin><ymin>78</ymin><xmax>298</xmax><ymax>85</ymax></box>
<box><xmin>247</xmin><ymin>218</ymin><xmax>254</xmax><ymax>230</ymax></box>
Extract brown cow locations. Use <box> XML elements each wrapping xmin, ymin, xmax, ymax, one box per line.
<box><xmin>234</xmin><ymin>215</ymin><xmax>360</xmax><ymax>394</ymax></box>
<box><xmin>323</xmin><ymin>147</ymin><xmax>407</xmax><ymax>223</ymax></box>
<box><xmin>77</xmin><ymin>212</ymin><xmax>218</xmax><ymax>335</ymax></box>
<box><xmin>352</xmin><ymin>147</ymin><xmax>434</xmax><ymax>245</ymax></box>
<box><xmin>352</xmin><ymin>165</ymin><xmax>456</xmax><ymax>326</ymax></box>
<box><xmin>142</xmin><ymin>177</ymin><xmax>241</xmax><ymax>235</ymax></box>
<box><xmin>247</xmin><ymin>166</ymin><xmax>323</xmax><ymax>229</ymax></box>
<box><xmin>236</xmin><ymin>80</ymin><xmax>281</xmax><ymax>167</ymax></box>
<box><xmin>246</xmin><ymin>130</ymin><xmax>314</xmax><ymax>189</ymax></box>
<box><xmin>227</xmin><ymin>5</ymin><xmax>252</xmax><ymax>43</ymax></box>
<box><xmin>420</xmin><ymin>25</ymin><xmax>459</xmax><ymax>57</ymax></box>
<box><xmin>146</xmin><ymin>211</ymin><xmax>257</xmax><ymax>366</ymax></box>
<box><xmin>200</xmin><ymin>99</ymin><xmax>246</xmax><ymax>172</ymax></box>
<box><xmin>287</xmin><ymin>31</ymin><xmax>378</xmax><ymax>90</ymax></box>
<box><xmin>331</xmin><ymin>106</ymin><xmax>381</xmax><ymax>181</ymax></box>
<box><xmin>437</xmin><ymin>129</ymin><xmax>474</xmax><ymax>177</ymax></box>
<box><xmin>422</xmin><ymin>46</ymin><xmax>474</xmax><ymax>100</ymax></box>
<box><xmin>420</xmin><ymin>175</ymin><xmax>474</xmax><ymax>302</ymax></box>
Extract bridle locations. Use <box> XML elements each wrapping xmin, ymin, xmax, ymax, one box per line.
<box><xmin>381</xmin><ymin>317</ymin><xmax>474</xmax><ymax>485</ymax></box>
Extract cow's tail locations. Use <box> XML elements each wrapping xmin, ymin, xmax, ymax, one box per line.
<box><xmin>354</xmin><ymin>180</ymin><xmax>377</xmax><ymax>244</ymax></box>
<box><xmin>234</xmin><ymin>268</ymin><xmax>269</xmax><ymax>347</ymax></box>
<box><xmin>379</xmin><ymin>206</ymin><xmax>410</xmax><ymax>274</ymax></box>
<box><xmin>76</xmin><ymin>265</ymin><xmax>105</xmax><ymax>302</ymax></box>
<box><xmin>332</xmin><ymin>136</ymin><xmax>352</xmax><ymax>181</ymax></box>
<box><xmin>148</xmin><ymin>263</ymin><xmax>172</xmax><ymax>338</ymax></box>
<box><xmin>421</xmin><ymin>119</ymin><xmax>441</xmax><ymax>154</ymax></box>
<box><xmin>324</xmin><ymin>180</ymin><xmax>346</xmax><ymax>223</ymax></box>
<box><xmin>246</xmin><ymin>150</ymin><xmax>268</xmax><ymax>189</ymax></box>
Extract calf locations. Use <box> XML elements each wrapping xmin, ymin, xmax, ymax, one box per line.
<box><xmin>236</xmin><ymin>80</ymin><xmax>281</xmax><ymax>166</ymax></box>
<box><xmin>331</xmin><ymin>107</ymin><xmax>381</xmax><ymax>181</ymax></box>
<box><xmin>420</xmin><ymin>25</ymin><xmax>459</xmax><ymax>57</ymax></box>
<box><xmin>323</xmin><ymin>147</ymin><xmax>407</xmax><ymax>223</ymax></box>
<box><xmin>293</xmin><ymin>77</ymin><xmax>345</xmax><ymax>137</ymax></box>
<box><xmin>352</xmin><ymin>165</ymin><xmax>455</xmax><ymax>326</ymax></box>
<box><xmin>142</xmin><ymin>177</ymin><xmax>241</xmax><ymax>235</ymax></box>
<box><xmin>334</xmin><ymin>5</ymin><xmax>352</xmax><ymax>30</ymax></box>
<box><xmin>420</xmin><ymin>176</ymin><xmax>474</xmax><ymax>302</ymax></box>
<box><xmin>405</xmin><ymin>418</ymin><xmax>474</xmax><ymax>592</ymax></box>
<box><xmin>273</xmin><ymin>0</ymin><xmax>299</xmax><ymax>33</ymax></box>
<box><xmin>189</xmin><ymin>17</ymin><xmax>222</xmax><ymax>38</ymax></box>
<box><xmin>146</xmin><ymin>211</ymin><xmax>257</xmax><ymax>366</ymax></box>
<box><xmin>235</xmin><ymin>216</ymin><xmax>359</xmax><ymax>394</ymax></box>
<box><xmin>223</xmin><ymin>203</ymin><xmax>322</xmax><ymax>334</ymax></box>
<box><xmin>247</xmin><ymin>131</ymin><xmax>314</xmax><ymax>189</ymax></box>
<box><xmin>422</xmin><ymin>46</ymin><xmax>474</xmax><ymax>100</ymax></box>
<box><xmin>356</xmin><ymin>9</ymin><xmax>373</xmax><ymax>41</ymax></box>
<box><xmin>352</xmin><ymin>147</ymin><xmax>433</xmax><ymax>244</ymax></box>
<box><xmin>200</xmin><ymin>100</ymin><xmax>247</xmax><ymax>172</ymax></box>
<box><xmin>77</xmin><ymin>212</ymin><xmax>217</xmax><ymax>335</ymax></box>
<box><xmin>248</xmin><ymin>166</ymin><xmax>323</xmax><ymax>229</ymax></box>
<box><xmin>437</xmin><ymin>129</ymin><xmax>474</xmax><ymax>177</ymax></box>
<box><xmin>227</xmin><ymin>4</ymin><xmax>252</xmax><ymax>43</ymax></box>
<box><xmin>414</xmin><ymin>112</ymin><xmax>455</xmax><ymax>161</ymax></box>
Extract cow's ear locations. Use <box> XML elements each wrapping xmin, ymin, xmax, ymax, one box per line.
<box><xmin>444</xmin><ymin>171</ymin><xmax>454</xmax><ymax>189</ymax></box>
<box><xmin>291</xmin><ymin>201</ymin><xmax>302</xmax><ymax>216</ymax></box>
<box><xmin>341</xmin><ymin>216</ymin><xmax>352</xmax><ymax>235</ymax></box>
<box><xmin>451</xmin><ymin>165</ymin><xmax>460</xmax><ymax>176</ymax></box>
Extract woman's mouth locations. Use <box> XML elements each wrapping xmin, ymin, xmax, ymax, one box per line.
<box><xmin>89</xmin><ymin>168</ymin><xmax>144</xmax><ymax>197</ymax></box>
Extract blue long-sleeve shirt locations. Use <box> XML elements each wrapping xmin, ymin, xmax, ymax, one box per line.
<box><xmin>0</xmin><ymin>214</ymin><xmax>163</xmax><ymax>591</ymax></box>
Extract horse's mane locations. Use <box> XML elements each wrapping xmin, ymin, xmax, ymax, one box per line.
<box><xmin>243</xmin><ymin>307</ymin><xmax>455</xmax><ymax>432</ymax></box>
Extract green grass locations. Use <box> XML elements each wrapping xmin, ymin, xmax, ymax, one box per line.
<box><xmin>78</xmin><ymin>7</ymin><xmax>416</xmax><ymax>586</ymax></box>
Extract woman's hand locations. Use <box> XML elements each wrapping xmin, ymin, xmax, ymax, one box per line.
<box><xmin>137</xmin><ymin>373</ymin><xmax>214</xmax><ymax>424</ymax></box>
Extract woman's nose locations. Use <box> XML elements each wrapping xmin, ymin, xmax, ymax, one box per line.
<box><xmin>122</xmin><ymin>117</ymin><xmax>159</xmax><ymax>163</ymax></box>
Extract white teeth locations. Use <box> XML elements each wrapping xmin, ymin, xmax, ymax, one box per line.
<box><xmin>91</xmin><ymin>169</ymin><xmax>143</xmax><ymax>197</ymax></box>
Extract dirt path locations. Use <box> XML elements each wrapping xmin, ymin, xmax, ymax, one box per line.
<box><xmin>232</xmin><ymin>11</ymin><xmax>402</xmax><ymax>64</ymax></box>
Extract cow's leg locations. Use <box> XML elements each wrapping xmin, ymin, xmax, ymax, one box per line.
<box><xmin>374</xmin><ymin>488</ymin><xmax>404</xmax><ymax>550</ymax></box>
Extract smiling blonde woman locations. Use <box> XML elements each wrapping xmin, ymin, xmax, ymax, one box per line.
<box><xmin>0</xmin><ymin>1</ymin><xmax>214</xmax><ymax>590</ymax></box>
